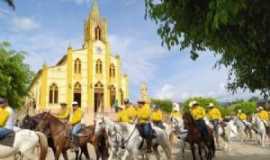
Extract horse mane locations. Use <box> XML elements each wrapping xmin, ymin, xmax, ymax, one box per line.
<box><xmin>183</xmin><ymin>112</ymin><xmax>196</xmax><ymax>126</ymax></box>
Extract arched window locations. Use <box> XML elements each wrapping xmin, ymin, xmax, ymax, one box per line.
<box><xmin>95</xmin><ymin>26</ymin><xmax>101</xmax><ymax>41</ymax></box>
<box><xmin>49</xmin><ymin>83</ymin><xmax>58</xmax><ymax>104</ymax></box>
<box><xmin>109</xmin><ymin>64</ymin><xmax>116</xmax><ymax>78</ymax></box>
<box><xmin>96</xmin><ymin>59</ymin><xmax>102</xmax><ymax>74</ymax></box>
<box><xmin>74</xmin><ymin>58</ymin><xmax>81</xmax><ymax>74</ymax></box>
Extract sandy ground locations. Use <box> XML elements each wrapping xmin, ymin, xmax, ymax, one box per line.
<box><xmin>1</xmin><ymin>142</ymin><xmax>270</xmax><ymax>160</ymax></box>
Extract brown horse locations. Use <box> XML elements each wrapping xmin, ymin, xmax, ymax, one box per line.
<box><xmin>21</xmin><ymin>113</ymin><xmax>110</xmax><ymax>160</ymax></box>
<box><xmin>21</xmin><ymin>112</ymin><xmax>92</xmax><ymax>160</ymax></box>
<box><xmin>182</xmin><ymin>112</ymin><xmax>215</xmax><ymax>160</ymax></box>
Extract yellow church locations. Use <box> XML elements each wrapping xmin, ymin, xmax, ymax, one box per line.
<box><xmin>28</xmin><ymin>0</ymin><xmax>129</xmax><ymax>116</ymax></box>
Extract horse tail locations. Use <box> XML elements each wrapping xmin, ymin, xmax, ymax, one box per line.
<box><xmin>36</xmin><ymin>132</ymin><xmax>48</xmax><ymax>160</ymax></box>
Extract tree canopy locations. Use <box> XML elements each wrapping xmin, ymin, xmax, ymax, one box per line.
<box><xmin>0</xmin><ymin>41</ymin><xmax>33</xmax><ymax>108</ymax></box>
<box><xmin>145</xmin><ymin>0</ymin><xmax>270</xmax><ymax>97</ymax></box>
<box><xmin>151</xmin><ymin>99</ymin><xmax>173</xmax><ymax>113</ymax></box>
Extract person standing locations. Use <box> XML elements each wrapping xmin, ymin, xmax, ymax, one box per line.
<box><xmin>0</xmin><ymin>98</ymin><xmax>13</xmax><ymax>139</ymax></box>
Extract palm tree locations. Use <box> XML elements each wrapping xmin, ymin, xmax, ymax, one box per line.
<box><xmin>3</xmin><ymin>0</ymin><xmax>15</xmax><ymax>10</ymax></box>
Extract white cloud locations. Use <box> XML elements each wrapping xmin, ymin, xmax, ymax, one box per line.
<box><xmin>109</xmin><ymin>34</ymin><xmax>167</xmax><ymax>86</ymax></box>
<box><xmin>12</xmin><ymin>16</ymin><xmax>40</xmax><ymax>32</ymax></box>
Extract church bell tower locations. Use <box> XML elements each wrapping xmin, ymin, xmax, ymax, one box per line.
<box><xmin>84</xmin><ymin>0</ymin><xmax>108</xmax><ymax>46</ymax></box>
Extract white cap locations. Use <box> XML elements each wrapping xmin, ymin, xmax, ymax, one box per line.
<box><xmin>258</xmin><ymin>106</ymin><xmax>264</xmax><ymax>110</ymax></box>
<box><xmin>189</xmin><ymin>100</ymin><xmax>198</xmax><ymax>108</ymax></box>
<box><xmin>208</xmin><ymin>103</ymin><xmax>214</xmax><ymax>108</ymax></box>
<box><xmin>72</xmin><ymin>101</ymin><xmax>78</xmax><ymax>106</ymax></box>
<box><xmin>238</xmin><ymin>109</ymin><xmax>242</xmax><ymax>113</ymax></box>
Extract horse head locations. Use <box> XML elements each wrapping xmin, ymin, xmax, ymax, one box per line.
<box><xmin>21</xmin><ymin>114</ymin><xmax>38</xmax><ymax>130</ymax></box>
<box><xmin>182</xmin><ymin>112</ymin><xmax>195</xmax><ymax>129</ymax></box>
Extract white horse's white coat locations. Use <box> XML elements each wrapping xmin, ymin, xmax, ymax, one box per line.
<box><xmin>0</xmin><ymin>129</ymin><xmax>48</xmax><ymax>160</ymax></box>
<box><xmin>251</xmin><ymin>114</ymin><xmax>267</xmax><ymax>147</ymax></box>
<box><xmin>95</xmin><ymin>115</ymin><xmax>171</xmax><ymax>160</ymax></box>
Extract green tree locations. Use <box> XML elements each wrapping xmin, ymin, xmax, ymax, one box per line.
<box><xmin>0</xmin><ymin>41</ymin><xmax>33</xmax><ymax>108</ymax></box>
<box><xmin>229</xmin><ymin>100</ymin><xmax>257</xmax><ymax>115</ymax></box>
<box><xmin>145</xmin><ymin>0</ymin><xmax>270</xmax><ymax>97</ymax></box>
<box><xmin>151</xmin><ymin>99</ymin><xmax>173</xmax><ymax>113</ymax></box>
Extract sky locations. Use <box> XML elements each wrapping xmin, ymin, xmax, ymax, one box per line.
<box><xmin>0</xmin><ymin>0</ymin><xmax>259</xmax><ymax>102</ymax></box>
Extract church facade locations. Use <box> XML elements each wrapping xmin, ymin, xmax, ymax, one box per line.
<box><xmin>28</xmin><ymin>1</ymin><xmax>129</xmax><ymax>114</ymax></box>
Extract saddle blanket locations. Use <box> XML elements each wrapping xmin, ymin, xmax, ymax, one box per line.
<box><xmin>0</xmin><ymin>131</ymin><xmax>15</xmax><ymax>147</ymax></box>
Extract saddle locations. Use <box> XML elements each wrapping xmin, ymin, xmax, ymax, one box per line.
<box><xmin>0</xmin><ymin>131</ymin><xmax>15</xmax><ymax>147</ymax></box>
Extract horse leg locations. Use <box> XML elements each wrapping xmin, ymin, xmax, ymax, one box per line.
<box><xmin>153</xmin><ymin>145</ymin><xmax>160</xmax><ymax>160</ymax></box>
<box><xmin>198</xmin><ymin>143</ymin><xmax>204</xmax><ymax>160</ymax></box>
<box><xmin>182</xmin><ymin>140</ymin><xmax>186</xmax><ymax>160</ymax></box>
<box><xmin>75</xmin><ymin>149</ymin><xmax>80</xmax><ymax>160</ymax></box>
<box><xmin>62</xmin><ymin>150</ymin><xmax>69</xmax><ymax>160</ymax></box>
<box><xmin>81</xmin><ymin>144</ymin><xmax>90</xmax><ymax>160</ymax></box>
<box><xmin>54</xmin><ymin>149</ymin><xmax>61</xmax><ymax>160</ymax></box>
<box><xmin>190</xmin><ymin>143</ymin><xmax>196</xmax><ymax>160</ymax></box>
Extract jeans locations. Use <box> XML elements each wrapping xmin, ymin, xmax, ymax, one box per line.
<box><xmin>72</xmin><ymin>123</ymin><xmax>82</xmax><ymax>136</ymax></box>
<box><xmin>195</xmin><ymin>119</ymin><xmax>209</xmax><ymax>138</ymax></box>
<box><xmin>0</xmin><ymin>128</ymin><xmax>12</xmax><ymax>139</ymax></box>
<box><xmin>136</xmin><ymin>123</ymin><xmax>152</xmax><ymax>139</ymax></box>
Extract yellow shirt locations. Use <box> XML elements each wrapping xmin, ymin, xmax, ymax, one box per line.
<box><xmin>151</xmin><ymin>110</ymin><xmax>163</xmax><ymax>122</ymax></box>
<box><xmin>126</xmin><ymin>106</ymin><xmax>137</xmax><ymax>121</ymax></box>
<box><xmin>238</xmin><ymin>113</ymin><xmax>247</xmax><ymax>121</ymax></box>
<box><xmin>207</xmin><ymin>108</ymin><xmax>222</xmax><ymax>120</ymax></box>
<box><xmin>191</xmin><ymin>106</ymin><xmax>206</xmax><ymax>120</ymax></box>
<box><xmin>0</xmin><ymin>107</ymin><xmax>10</xmax><ymax>127</ymax></box>
<box><xmin>69</xmin><ymin>108</ymin><xmax>82</xmax><ymax>125</ymax></box>
<box><xmin>137</xmin><ymin>104</ymin><xmax>151</xmax><ymax>124</ymax></box>
<box><xmin>116</xmin><ymin>110</ymin><xmax>129</xmax><ymax>123</ymax></box>
<box><xmin>258</xmin><ymin>110</ymin><xmax>269</xmax><ymax>121</ymax></box>
<box><xmin>56</xmin><ymin>108</ymin><xmax>70</xmax><ymax>120</ymax></box>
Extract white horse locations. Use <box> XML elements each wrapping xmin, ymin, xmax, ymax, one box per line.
<box><xmin>95</xmin><ymin>115</ymin><xmax>171</xmax><ymax>160</ymax></box>
<box><xmin>234</xmin><ymin>117</ymin><xmax>253</xmax><ymax>143</ymax></box>
<box><xmin>251</xmin><ymin>114</ymin><xmax>268</xmax><ymax>147</ymax></box>
<box><xmin>0</xmin><ymin>128</ymin><xmax>48</xmax><ymax>160</ymax></box>
<box><xmin>204</xmin><ymin>117</ymin><xmax>238</xmax><ymax>151</ymax></box>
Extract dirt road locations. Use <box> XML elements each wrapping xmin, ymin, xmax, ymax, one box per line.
<box><xmin>1</xmin><ymin>142</ymin><xmax>270</xmax><ymax>160</ymax></box>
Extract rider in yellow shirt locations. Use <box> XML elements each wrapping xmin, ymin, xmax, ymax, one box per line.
<box><xmin>256</xmin><ymin>106</ymin><xmax>269</xmax><ymax>127</ymax></box>
<box><xmin>124</xmin><ymin>99</ymin><xmax>137</xmax><ymax>123</ymax></box>
<box><xmin>151</xmin><ymin>105</ymin><xmax>164</xmax><ymax>129</ymax></box>
<box><xmin>237</xmin><ymin>110</ymin><xmax>247</xmax><ymax>121</ymax></box>
<box><xmin>0</xmin><ymin>98</ymin><xmax>12</xmax><ymax>139</ymax></box>
<box><xmin>189</xmin><ymin>101</ymin><xmax>208</xmax><ymax>139</ymax></box>
<box><xmin>69</xmin><ymin>101</ymin><xmax>83</xmax><ymax>143</ymax></box>
<box><xmin>116</xmin><ymin>105</ymin><xmax>129</xmax><ymax>123</ymax></box>
<box><xmin>207</xmin><ymin>103</ymin><xmax>222</xmax><ymax>146</ymax></box>
<box><xmin>136</xmin><ymin>100</ymin><xmax>152</xmax><ymax>152</ymax></box>
<box><xmin>56</xmin><ymin>103</ymin><xmax>70</xmax><ymax>121</ymax></box>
